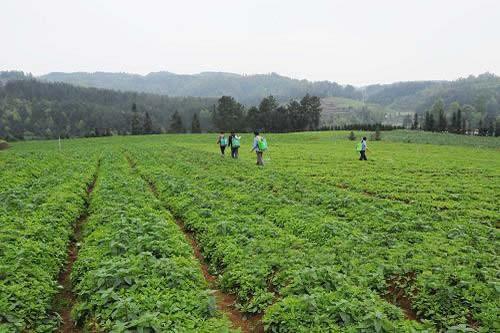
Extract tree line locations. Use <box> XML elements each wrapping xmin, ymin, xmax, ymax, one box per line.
<box><xmin>0</xmin><ymin>79</ymin><xmax>216</xmax><ymax>140</ymax></box>
<box><xmin>0</xmin><ymin>78</ymin><xmax>323</xmax><ymax>140</ymax></box>
<box><xmin>401</xmin><ymin>98</ymin><xmax>500</xmax><ymax>136</ymax></box>
<box><xmin>152</xmin><ymin>94</ymin><xmax>322</xmax><ymax>134</ymax></box>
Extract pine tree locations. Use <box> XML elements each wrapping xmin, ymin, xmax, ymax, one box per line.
<box><xmin>487</xmin><ymin>121</ymin><xmax>495</xmax><ymax>136</ymax></box>
<box><xmin>374</xmin><ymin>125</ymin><xmax>381</xmax><ymax>141</ymax></box>
<box><xmin>143</xmin><ymin>111</ymin><xmax>153</xmax><ymax>134</ymax></box>
<box><xmin>169</xmin><ymin>110</ymin><xmax>185</xmax><ymax>133</ymax></box>
<box><xmin>456</xmin><ymin>109</ymin><xmax>462</xmax><ymax>134</ymax></box>
<box><xmin>412</xmin><ymin>113</ymin><xmax>419</xmax><ymax>130</ymax></box>
<box><xmin>437</xmin><ymin>108</ymin><xmax>447</xmax><ymax>132</ymax></box>
<box><xmin>424</xmin><ymin>112</ymin><xmax>430</xmax><ymax>131</ymax></box>
<box><xmin>191</xmin><ymin>113</ymin><xmax>201</xmax><ymax>133</ymax></box>
<box><xmin>451</xmin><ymin>112</ymin><xmax>457</xmax><ymax>133</ymax></box>
<box><xmin>131</xmin><ymin>103</ymin><xmax>141</xmax><ymax>135</ymax></box>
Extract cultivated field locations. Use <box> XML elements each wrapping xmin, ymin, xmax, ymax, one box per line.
<box><xmin>0</xmin><ymin>131</ymin><xmax>498</xmax><ymax>332</ymax></box>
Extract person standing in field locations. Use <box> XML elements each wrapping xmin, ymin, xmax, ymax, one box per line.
<box><xmin>358</xmin><ymin>136</ymin><xmax>368</xmax><ymax>160</ymax></box>
<box><xmin>217</xmin><ymin>131</ymin><xmax>228</xmax><ymax>157</ymax></box>
<box><xmin>228</xmin><ymin>131</ymin><xmax>241</xmax><ymax>159</ymax></box>
<box><xmin>251</xmin><ymin>131</ymin><xmax>267</xmax><ymax>166</ymax></box>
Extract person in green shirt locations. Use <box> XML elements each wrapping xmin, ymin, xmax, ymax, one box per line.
<box><xmin>251</xmin><ymin>131</ymin><xmax>267</xmax><ymax>166</ymax></box>
<box><xmin>216</xmin><ymin>131</ymin><xmax>227</xmax><ymax>156</ymax></box>
<box><xmin>228</xmin><ymin>131</ymin><xmax>241</xmax><ymax>159</ymax></box>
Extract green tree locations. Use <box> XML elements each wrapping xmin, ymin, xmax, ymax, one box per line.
<box><xmin>212</xmin><ymin>96</ymin><xmax>244</xmax><ymax>131</ymax></box>
<box><xmin>143</xmin><ymin>111</ymin><xmax>153</xmax><ymax>134</ymax></box>
<box><xmin>131</xmin><ymin>103</ymin><xmax>142</xmax><ymax>135</ymax></box>
<box><xmin>300</xmin><ymin>94</ymin><xmax>322</xmax><ymax>130</ymax></box>
<box><xmin>412</xmin><ymin>113</ymin><xmax>419</xmax><ymax>129</ymax></box>
<box><xmin>258</xmin><ymin>95</ymin><xmax>279</xmax><ymax>130</ymax></box>
<box><xmin>373</xmin><ymin>125</ymin><xmax>381</xmax><ymax>141</ymax></box>
<box><xmin>191</xmin><ymin>113</ymin><xmax>201</xmax><ymax>133</ymax></box>
<box><xmin>424</xmin><ymin>111</ymin><xmax>435</xmax><ymax>131</ymax></box>
<box><xmin>169</xmin><ymin>110</ymin><xmax>185</xmax><ymax>133</ymax></box>
<box><xmin>456</xmin><ymin>108</ymin><xmax>462</xmax><ymax>134</ymax></box>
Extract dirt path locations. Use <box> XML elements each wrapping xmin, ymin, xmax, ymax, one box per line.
<box><xmin>53</xmin><ymin>162</ymin><xmax>99</xmax><ymax>333</ymax></box>
<box><xmin>385</xmin><ymin>274</ymin><xmax>419</xmax><ymax>321</ymax></box>
<box><xmin>124</xmin><ymin>153</ymin><xmax>263</xmax><ymax>333</ymax></box>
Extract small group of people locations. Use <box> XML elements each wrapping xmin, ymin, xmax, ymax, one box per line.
<box><xmin>217</xmin><ymin>132</ymin><xmax>366</xmax><ymax>164</ymax></box>
<box><xmin>217</xmin><ymin>131</ymin><xmax>267</xmax><ymax>165</ymax></box>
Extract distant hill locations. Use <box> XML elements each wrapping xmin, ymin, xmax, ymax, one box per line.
<box><xmin>0</xmin><ymin>77</ymin><xmax>216</xmax><ymax>140</ymax></box>
<box><xmin>364</xmin><ymin>73</ymin><xmax>500</xmax><ymax>114</ymax></box>
<box><xmin>40</xmin><ymin>71</ymin><xmax>499</xmax><ymax>125</ymax></box>
<box><xmin>2</xmin><ymin>70</ymin><xmax>498</xmax><ymax>133</ymax></box>
<box><xmin>40</xmin><ymin>71</ymin><xmax>361</xmax><ymax>105</ymax></box>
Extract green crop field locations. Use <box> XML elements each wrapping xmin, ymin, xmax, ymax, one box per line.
<box><xmin>1</xmin><ymin>131</ymin><xmax>499</xmax><ymax>333</ymax></box>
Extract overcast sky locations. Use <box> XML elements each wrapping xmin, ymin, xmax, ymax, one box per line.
<box><xmin>1</xmin><ymin>0</ymin><xmax>499</xmax><ymax>85</ymax></box>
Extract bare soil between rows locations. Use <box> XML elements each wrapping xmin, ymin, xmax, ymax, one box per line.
<box><xmin>53</xmin><ymin>163</ymin><xmax>99</xmax><ymax>333</ymax></box>
<box><xmin>125</xmin><ymin>153</ymin><xmax>263</xmax><ymax>332</ymax></box>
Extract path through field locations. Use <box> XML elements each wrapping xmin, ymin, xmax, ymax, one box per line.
<box><xmin>53</xmin><ymin>161</ymin><xmax>100</xmax><ymax>333</ymax></box>
<box><xmin>125</xmin><ymin>152</ymin><xmax>263</xmax><ymax>332</ymax></box>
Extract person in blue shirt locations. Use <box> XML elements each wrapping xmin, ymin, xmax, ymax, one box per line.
<box><xmin>359</xmin><ymin>137</ymin><xmax>368</xmax><ymax>160</ymax></box>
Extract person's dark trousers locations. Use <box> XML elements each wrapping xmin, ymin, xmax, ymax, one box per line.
<box><xmin>231</xmin><ymin>147</ymin><xmax>238</xmax><ymax>158</ymax></box>
<box><xmin>359</xmin><ymin>150</ymin><xmax>367</xmax><ymax>160</ymax></box>
<box><xmin>220</xmin><ymin>146</ymin><xmax>226</xmax><ymax>155</ymax></box>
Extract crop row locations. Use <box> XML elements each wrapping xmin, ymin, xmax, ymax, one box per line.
<box><xmin>0</xmin><ymin>149</ymin><xmax>99</xmax><ymax>332</ymax></box>
<box><xmin>70</xmin><ymin>151</ymin><xmax>234</xmax><ymax>332</ymax></box>
<box><xmin>127</xmin><ymin>147</ymin><xmax>432</xmax><ymax>332</ymax></box>
<box><xmin>128</xmin><ymin>141</ymin><xmax>498</xmax><ymax>332</ymax></box>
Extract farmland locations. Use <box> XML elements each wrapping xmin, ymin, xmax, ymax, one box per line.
<box><xmin>0</xmin><ymin>131</ymin><xmax>499</xmax><ymax>332</ymax></box>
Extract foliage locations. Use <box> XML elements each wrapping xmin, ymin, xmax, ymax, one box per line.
<box><xmin>1</xmin><ymin>132</ymin><xmax>498</xmax><ymax>332</ymax></box>
<box><xmin>71</xmin><ymin>152</ymin><xmax>232</xmax><ymax>331</ymax></box>
<box><xmin>0</xmin><ymin>78</ymin><xmax>216</xmax><ymax>140</ymax></box>
<box><xmin>124</xmin><ymin>132</ymin><xmax>498</xmax><ymax>332</ymax></box>
<box><xmin>169</xmin><ymin>110</ymin><xmax>185</xmax><ymax>133</ymax></box>
<box><xmin>0</xmin><ymin>144</ymin><xmax>98</xmax><ymax>331</ymax></box>
<box><xmin>39</xmin><ymin>71</ymin><xmax>362</xmax><ymax>105</ymax></box>
<box><xmin>212</xmin><ymin>94</ymin><xmax>323</xmax><ymax>132</ymax></box>
<box><xmin>191</xmin><ymin>113</ymin><xmax>202</xmax><ymax>133</ymax></box>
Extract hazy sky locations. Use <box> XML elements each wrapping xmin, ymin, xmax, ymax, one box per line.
<box><xmin>1</xmin><ymin>0</ymin><xmax>499</xmax><ymax>85</ymax></box>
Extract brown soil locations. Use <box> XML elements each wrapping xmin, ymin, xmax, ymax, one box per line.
<box><xmin>385</xmin><ymin>274</ymin><xmax>418</xmax><ymax>321</ymax></box>
<box><xmin>177</xmin><ymin>220</ymin><xmax>264</xmax><ymax>333</ymax></box>
<box><xmin>0</xmin><ymin>141</ymin><xmax>9</xmax><ymax>150</ymax></box>
<box><xmin>124</xmin><ymin>153</ymin><xmax>263</xmax><ymax>332</ymax></box>
<box><xmin>335</xmin><ymin>183</ymin><xmax>412</xmax><ymax>205</ymax></box>
<box><xmin>53</xmin><ymin>165</ymin><xmax>99</xmax><ymax>333</ymax></box>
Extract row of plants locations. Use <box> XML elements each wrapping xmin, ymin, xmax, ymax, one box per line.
<box><xmin>0</xmin><ymin>148</ymin><xmax>99</xmax><ymax>332</ymax></box>
<box><xmin>127</xmin><ymin>148</ymin><xmax>428</xmax><ymax>332</ymax></box>
<box><xmin>127</xmin><ymin>135</ymin><xmax>497</xmax><ymax>332</ymax></box>
<box><xmin>70</xmin><ymin>151</ymin><xmax>234</xmax><ymax>332</ymax></box>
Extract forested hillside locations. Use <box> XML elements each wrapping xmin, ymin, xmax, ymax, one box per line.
<box><xmin>0</xmin><ymin>77</ymin><xmax>216</xmax><ymax>140</ymax></box>
<box><xmin>39</xmin><ymin>71</ymin><xmax>500</xmax><ymax>128</ymax></box>
<box><xmin>40</xmin><ymin>71</ymin><xmax>361</xmax><ymax>104</ymax></box>
<box><xmin>366</xmin><ymin>73</ymin><xmax>500</xmax><ymax>117</ymax></box>
<box><xmin>1</xmin><ymin>71</ymin><xmax>499</xmax><ymax>139</ymax></box>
